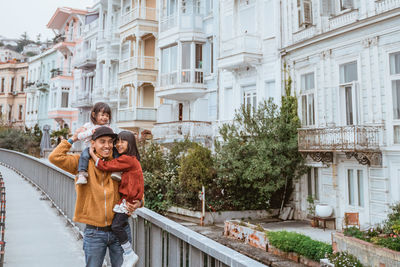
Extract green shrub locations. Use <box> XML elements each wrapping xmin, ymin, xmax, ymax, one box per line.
<box><xmin>0</xmin><ymin>126</ymin><xmax>41</xmax><ymax>156</ymax></box>
<box><xmin>267</xmin><ymin>231</ymin><xmax>332</xmax><ymax>261</ymax></box>
<box><xmin>344</xmin><ymin>227</ymin><xmax>367</xmax><ymax>241</ymax></box>
<box><xmin>328</xmin><ymin>251</ymin><xmax>363</xmax><ymax>267</ymax></box>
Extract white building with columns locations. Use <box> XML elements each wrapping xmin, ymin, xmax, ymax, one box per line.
<box><xmin>281</xmin><ymin>0</ymin><xmax>400</xmax><ymax>229</ymax></box>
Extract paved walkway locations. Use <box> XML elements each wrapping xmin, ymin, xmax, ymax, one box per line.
<box><xmin>1</xmin><ymin>165</ymin><xmax>85</xmax><ymax>267</ymax></box>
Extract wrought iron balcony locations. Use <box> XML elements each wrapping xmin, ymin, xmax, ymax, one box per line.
<box><xmin>298</xmin><ymin>125</ymin><xmax>383</xmax><ymax>166</ymax></box>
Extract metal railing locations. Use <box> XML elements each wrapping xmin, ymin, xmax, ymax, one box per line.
<box><xmin>298</xmin><ymin>125</ymin><xmax>383</xmax><ymax>152</ymax></box>
<box><xmin>0</xmin><ymin>149</ymin><xmax>265</xmax><ymax>267</ymax></box>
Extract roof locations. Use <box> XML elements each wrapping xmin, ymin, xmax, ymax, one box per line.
<box><xmin>47</xmin><ymin>7</ymin><xmax>87</xmax><ymax>30</ymax></box>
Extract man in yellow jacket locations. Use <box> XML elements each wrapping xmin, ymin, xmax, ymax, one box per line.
<box><xmin>49</xmin><ymin>126</ymin><xmax>140</xmax><ymax>267</ymax></box>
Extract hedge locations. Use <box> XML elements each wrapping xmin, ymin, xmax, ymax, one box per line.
<box><xmin>267</xmin><ymin>231</ymin><xmax>332</xmax><ymax>261</ymax></box>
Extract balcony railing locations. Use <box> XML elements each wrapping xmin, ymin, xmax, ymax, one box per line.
<box><xmin>73</xmin><ymin>92</ymin><xmax>93</xmax><ymax>107</ymax></box>
<box><xmin>161</xmin><ymin>69</ymin><xmax>203</xmax><ymax>87</ymax></box>
<box><xmin>118</xmin><ymin>108</ymin><xmax>156</xmax><ymax>122</ymax></box>
<box><xmin>328</xmin><ymin>9</ymin><xmax>359</xmax><ymax>31</ymax></box>
<box><xmin>220</xmin><ymin>34</ymin><xmax>262</xmax><ymax>58</ymax></box>
<box><xmin>292</xmin><ymin>26</ymin><xmax>317</xmax><ymax>43</ymax></box>
<box><xmin>298</xmin><ymin>125</ymin><xmax>383</xmax><ymax>152</ymax></box>
<box><xmin>153</xmin><ymin>121</ymin><xmax>212</xmax><ymax>140</ymax></box>
<box><xmin>119</xmin><ymin>56</ymin><xmax>157</xmax><ymax>73</ymax></box>
<box><xmin>120</xmin><ymin>7</ymin><xmax>157</xmax><ymax>27</ymax></box>
<box><xmin>51</xmin><ymin>69</ymin><xmax>72</xmax><ymax>78</ymax></box>
<box><xmin>376</xmin><ymin>0</ymin><xmax>400</xmax><ymax>14</ymax></box>
<box><xmin>160</xmin><ymin>15</ymin><xmax>177</xmax><ymax>31</ymax></box>
<box><xmin>84</xmin><ymin>19</ymin><xmax>99</xmax><ymax>34</ymax></box>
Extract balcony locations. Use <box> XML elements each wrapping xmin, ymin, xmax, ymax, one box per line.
<box><xmin>218</xmin><ymin>34</ymin><xmax>262</xmax><ymax>70</ymax></box>
<box><xmin>119</xmin><ymin>56</ymin><xmax>157</xmax><ymax>73</ymax></box>
<box><xmin>157</xmin><ymin>70</ymin><xmax>206</xmax><ymax>101</ymax></box>
<box><xmin>298</xmin><ymin>125</ymin><xmax>383</xmax><ymax>166</ymax></box>
<box><xmin>50</xmin><ymin>69</ymin><xmax>73</xmax><ymax>79</ymax></box>
<box><xmin>118</xmin><ymin>107</ymin><xmax>156</xmax><ymax>122</ymax></box>
<box><xmin>152</xmin><ymin>121</ymin><xmax>212</xmax><ymax>142</ymax></box>
<box><xmin>36</xmin><ymin>82</ymin><xmax>50</xmax><ymax>92</ymax></box>
<box><xmin>53</xmin><ymin>40</ymin><xmax>75</xmax><ymax>55</ymax></box>
<box><xmin>160</xmin><ymin>15</ymin><xmax>177</xmax><ymax>31</ymax></box>
<box><xmin>328</xmin><ymin>9</ymin><xmax>359</xmax><ymax>31</ymax></box>
<box><xmin>120</xmin><ymin>7</ymin><xmax>157</xmax><ymax>27</ymax></box>
<box><xmin>75</xmin><ymin>51</ymin><xmax>97</xmax><ymax>70</ymax></box>
<box><xmin>376</xmin><ymin>0</ymin><xmax>400</xmax><ymax>15</ymax></box>
<box><xmin>72</xmin><ymin>92</ymin><xmax>93</xmax><ymax>108</ymax></box>
<box><xmin>292</xmin><ymin>26</ymin><xmax>317</xmax><ymax>43</ymax></box>
<box><xmin>83</xmin><ymin>19</ymin><xmax>99</xmax><ymax>35</ymax></box>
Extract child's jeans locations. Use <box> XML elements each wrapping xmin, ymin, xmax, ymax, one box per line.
<box><xmin>78</xmin><ymin>147</ymin><xmax>120</xmax><ymax>173</ymax></box>
<box><xmin>111</xmin><ymin>212</ymin><xmax>130</xmax><ymax>245</ymax></box>
<box><xmin>78</xmin><ymin>147</ymin><xmax>90</xmax><ymax>172</ymax></box>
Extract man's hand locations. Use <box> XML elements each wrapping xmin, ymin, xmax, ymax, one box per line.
<box><xmin>89</xmin><ymin>147</ymin><xmax>99</xmax><ymax>162</ymax></box>
<box><xmin>71</xmin><ymin>127</ymin><xmax>86</xmax><ymax>142</ymax></box>
<box><xmin>126</xmin><ymin>200</ymin><xmax>141</xmax><ymax>216</ymax></box>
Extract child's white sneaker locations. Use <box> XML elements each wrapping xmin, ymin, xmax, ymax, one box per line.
<box><xmin>76</xmin><ymin>172</ymin><xmax>88</xmax><ymax>185</ymax></box>
<box><xmin>122</xmin><ymin>250</ymin><xmax>138</xmax><ymax>267</ymax></box>
<box><xmin>111</xmin><ymin>172</ymin><xmax>122</xmax><ymax>182</ymax></box>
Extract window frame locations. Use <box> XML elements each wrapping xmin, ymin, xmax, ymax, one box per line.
<box><xmin>339</xmin><ymin>61</ymin><xmax>360</xmax><ymax>126</ymax></box>
<box><xmin>346</xmin><ymin>168</ymin><xmax>365</xmax><ymax>208</ymax></box>
<box><xmin>300</xmin><ymin>72</ymin><xmax>316</xmax><ymax>127</ymax></box>
<box><xmin>307</xmin><ymin>167</ymin><xmax>320</xmax><ymax>201</ymax></box>
<box><xmin>390</xmin><ymin>51</ymin><xmax>400</xmax><ymax>145</ymax></box>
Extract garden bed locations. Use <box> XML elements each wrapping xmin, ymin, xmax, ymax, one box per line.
<box><xmin>333</xmin><ymin>232</ymin><xmax>400</xmax><ymax>267</ymax></box>
<box><xmin>167</xmin><ymin>206</ymin><xmax>278</xmax><ymax>225</ymax></box>
<box><xmin>224</xmin><ymin>220</ymin><xmax>332</xmax><ymax>267</ymax></box>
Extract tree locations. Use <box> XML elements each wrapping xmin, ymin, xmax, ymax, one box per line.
<box><xmin>36</xmin><ymin>33</ymin><xmax>41</xmax><ymax>45</ymax></box>
<box><xmin>214</xmin><ymin>69</ymin><xmax>307</xmax><ymax>211</ymax></box>
<box><xmin>17</xmin><ymin>32</ymin><xmax>32</xmax><ymax>52</ymax></box>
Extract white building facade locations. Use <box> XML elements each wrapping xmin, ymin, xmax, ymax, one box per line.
<box><xmin>152</xmin><ymin>0</ymin><xmax>218</xmax><ymax>145</ymax></box>
<box><xmin>217</xmin><ymin>0</ymin><xmax>282</xmax><ymax>135</ymax></box>
<box><xmin>25</xmin><ymin>48</ymin><xmax>57</xmax><ymax>129</ymax></box>
<box><xmin>281</xmin><ymin>0</ymin><xmax>400</xmax><ymax>229</ymax></box>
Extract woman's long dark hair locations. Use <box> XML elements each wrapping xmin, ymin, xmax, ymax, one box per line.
<box><xmin>90</xmin><ymin>102</ymin><xmax>112</xmax><ymax>124</ymax></box>
<box><xmin>117</xmin><ymin>131</ymin><xmax>140</xmax><ymax>161</ymax></box>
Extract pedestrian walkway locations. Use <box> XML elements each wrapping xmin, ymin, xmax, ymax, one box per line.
<box><xmin>1</xmin><ymin>165</ymin><xmax>85</xmax><ymax>267</ymax></box>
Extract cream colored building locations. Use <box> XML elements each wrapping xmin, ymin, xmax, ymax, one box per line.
<box><xmin>117</xmin><ymin>0</ymin><xmax>158</xmax><ymax>133</ymax></box>
<box><xmin>0</xmin><ymin>61</ymin><xmax>28</xmax><ymax>128</ymax></box>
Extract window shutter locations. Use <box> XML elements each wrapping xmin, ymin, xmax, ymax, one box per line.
<box><xmin>303</xmin><ymin>0</ymin><xmax>312</xmax><ymax>25</ymax></box>
<box><xmin>342</xmin><ymin>0</ymin><xmax>353</xmax><ymax>9</ymax></box>
<box><xmin>320</xmin><ymin>0</ymin><xmax>334</xmax><ymax>16</ymax></box>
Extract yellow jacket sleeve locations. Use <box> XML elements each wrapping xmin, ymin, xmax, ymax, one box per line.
<box><xmin>48</xmin><ymin>140</ymin><xmax>80</xmax><ymax>175</ymax></box>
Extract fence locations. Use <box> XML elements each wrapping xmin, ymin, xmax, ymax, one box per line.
<box><xmin>0</xmin><ymin>149</ymin><xmax>266</xmax><ymax>267</ymax></box>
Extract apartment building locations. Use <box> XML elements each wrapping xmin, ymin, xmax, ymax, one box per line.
<box><xmin>0</xmin><ymin>48</ymin><xmax>24</xmax><ymax>63</ymax></box>
<box><xmin>0</xmin><ymin>61</ymin><xmax>28</xmax><ymax>128</ymax></box>
<box><xmin>218</xmin><ymin>0</ymin><xmax>282</xmax><ymax>134</ymax></box>
<box><xmin>46</xmin><ymin>7</ymin><xmax>87</xmax><ymax>130</ymax></box>
<box><xmin>116</xmin><ymin>0</ymin><xmax>158</xmax><ymax>134</ymax></box>
<box><xmin>151</xmin><ymin>0</ymin><xmax>217</xmax><ymax>145</ymax></box>
<box><xmin>25</xmin><ymin>48</ymin><xmax>57</xmax><ymax>129</ymax></box>
<box><xmin>281</xmin><ymin>0</ymin><xmax>400</xmax><ymax>229</ymax></box>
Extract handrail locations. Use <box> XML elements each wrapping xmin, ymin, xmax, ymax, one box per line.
<box><xmin>0</xmin><ymin>148</ymin><xmax>266</xmax><ymax>267</ymax></box>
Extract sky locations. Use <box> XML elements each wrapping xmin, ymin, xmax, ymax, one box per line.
<box><xmin>0</xmin><ymin>0</ymin><xmax>94</xmax><ymax>41</ymax></box>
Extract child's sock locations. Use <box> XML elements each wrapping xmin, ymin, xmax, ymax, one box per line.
<box><xmin>121</xmin><ymin>241</ymin><xmax>132</xmax><ymax>253</ymax></box>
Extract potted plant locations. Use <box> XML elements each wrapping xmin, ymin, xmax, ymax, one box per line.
<box><xmin>307</xmin><ymin>195</ymin><xmax>318</xmax><ymax>227</ymax></box>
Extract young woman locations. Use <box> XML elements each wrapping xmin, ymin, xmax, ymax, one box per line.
<box><xmin>89</xmin><ymin>131</ymin><xmax>143</xmax><ymax>267</ymax></box>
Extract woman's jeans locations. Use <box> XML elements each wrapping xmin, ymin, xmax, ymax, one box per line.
<box><xmin>83</xmin><ymin>224</ymin><xmax>132</xmax><ymax>267</ymax></box>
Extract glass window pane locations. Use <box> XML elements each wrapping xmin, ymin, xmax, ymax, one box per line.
<box><xmin>182</xmin><ymin>43</ymin><xmax>191</xmax><ymax>69</ymax></box>
<box><xmin>307</xmin><ymin>169</ymin><xmax>312</xmax><ymax>197</ymax></box>
<box><xmin>345</xmin><ymin>86</ymin><xmax>353</xmax><ymax>125</ymax></box>
<box><xmin>195</xmin><ymin>44</ymin><xmax>203</xmax><ymax>69</ymax></box>
<box><xmin>393</xmin><ymin>80</ymin><xmax>400</xmax><ymax>120</ymax></box>
<box><xmin>170</xmin><ymin>45</ymin><xmax>177</xmax><ymax>71</ymax></box>
<box><xmin>390</xmin><ymin>52</ymin><xmax>400</xmax><ymax>75</ymax></box>
<box><xmin>348</xmin><ymin>169</ymin><xmax>354</xmax><ymax>205</ymax></box>
<box><xmin>314</xmin><ymin>168</ymin><xmax>319</xmax><ymax>200</ymax></box>
<box><xmin>340</xmin><ymin>62</ymin><xmax>358</xmax><ymax>83</ymax></box>
<box><xmin>357</xmin><ymin>170</ymin><xmax>364</xmax><ymax>207</ymax></box>
<box><xmin>161</xmin><ymin>48</ymin><xmax>169</xmax><ymax>73</ymax></box>
<box><xmin>394</xmin><ymin>126</ymin><xmax>400</xmax><ymax>144</ymax></box>
<box><xmin>302</xmin><ymin>95</ymin><xmax>307</xmax><ymax>125</ymax></box>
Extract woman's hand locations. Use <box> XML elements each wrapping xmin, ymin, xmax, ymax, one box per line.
<box><xmin>126</xmin><ymin>200</ymin><xmax>141</xmax><ymax>216</ymax></box>
<box><xmin>89</xmin><ymin>146</ymin><xmax>98</xmax><ymax>161</ymax></box>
